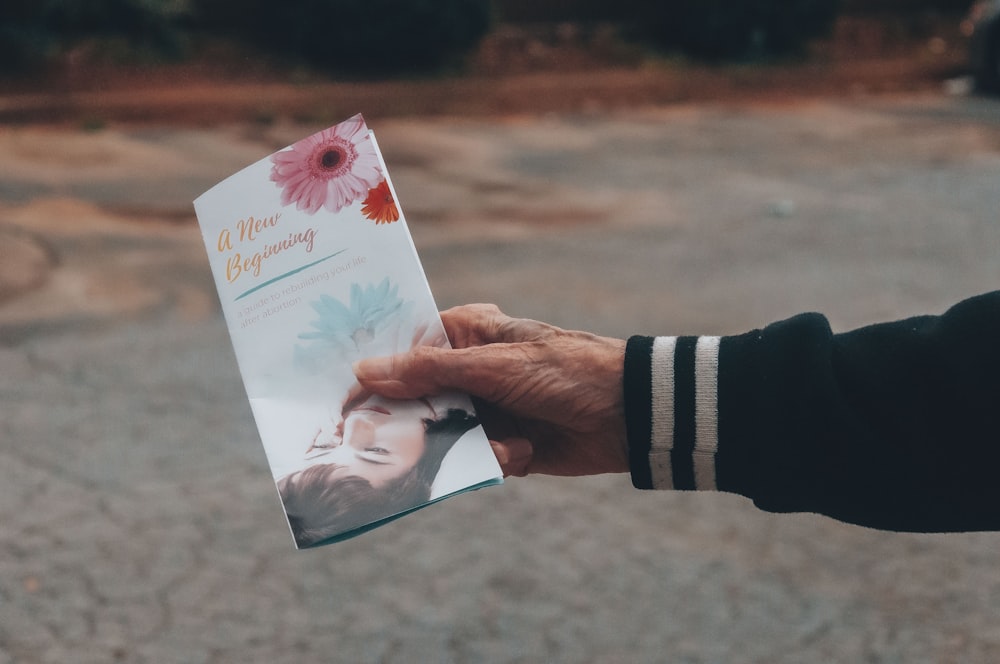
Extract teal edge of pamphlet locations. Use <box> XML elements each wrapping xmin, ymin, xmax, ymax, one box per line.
<box><xmin>303</xmin><ymin>478</ymin><xmax>505</xmax><ymax>549</ymax></box>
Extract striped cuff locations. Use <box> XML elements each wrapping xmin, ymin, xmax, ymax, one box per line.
<box><xmin>626</xmin><ymin>335</ymin><xmax>721</xmax><ymax>491</ymax></box>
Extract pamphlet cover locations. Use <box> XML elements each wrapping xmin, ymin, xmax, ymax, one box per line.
<box><xmin>194</xmin><ymin>114</ymin><xmax>503</xmax><ymax>548</ymax></box>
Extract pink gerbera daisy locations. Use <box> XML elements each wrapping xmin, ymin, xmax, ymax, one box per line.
<box><xmin>269</xmin><ymin>115</ymin><xmax>383</xmax><ymax>215</ymax></box>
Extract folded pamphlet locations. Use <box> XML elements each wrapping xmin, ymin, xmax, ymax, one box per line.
<box><xmin>194</xmin><ymin>114</ymin><xmax>502</xmax><ymax>548</ymax></box>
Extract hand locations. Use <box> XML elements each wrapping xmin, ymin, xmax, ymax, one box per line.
<box><xmin>353</xmin><ymin>304</ymin><xmax>628</xmax><ymax>477</ymax></box>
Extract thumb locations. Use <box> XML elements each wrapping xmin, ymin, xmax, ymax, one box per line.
<box><xmin>353</xmin><ymin>345</ymin><xmax>494</xmax><ymax>401</ymax></box>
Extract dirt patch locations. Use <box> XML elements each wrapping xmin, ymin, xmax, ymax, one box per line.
<box><xmin>0</xmin><ymin>228</ymin><xmax>55</xmax><ymax>303</ymax></box>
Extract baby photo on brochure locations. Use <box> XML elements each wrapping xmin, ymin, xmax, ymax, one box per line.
<box><xmin>194</xmin><ymin>115</ymin><xmax>503</xmax><ymax>548</ymax></box>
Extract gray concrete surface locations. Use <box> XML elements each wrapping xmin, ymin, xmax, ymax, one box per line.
<box><xmin>1</xmin><ymin>94</ymin><xmax>999</xmax><ymax>663</ymax></box>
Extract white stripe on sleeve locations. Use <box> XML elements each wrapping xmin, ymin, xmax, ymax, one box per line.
<box><xmin>693</xmin><ymin>336</ymin><xmax>721</xmax><ymax>491</ymax></box>
<box><xmin>649</xmin><ymin>336</ymin><xmax>677</xmax><ymax>490</ymax></box>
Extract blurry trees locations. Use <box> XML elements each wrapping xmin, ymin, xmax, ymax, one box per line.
<box><xmin>0</xmin><ymin>0</ymin><xmax>975</xmax><ymax>76</ymax></box>
<box><xmin>633</xmin><ymin>0</ymin><xmax>842</xmax><ymax>59</ymax></box>
<box><xmin>840</xmin><ymin>0</ymin><xmax>973</xmax><ymax>12</ymax></box>
<box><xmin>196</xmin><ymin>0</ymin><xmax>494</xmax><ymax>75</ymax></box>
<box><xmin>0</xmin><ymin>0</ymin><xmax>193</xmax><ymax>72</ymax></box>
<box><xmin>0</xmin><ymin>0</ymin><xmax>492</xmax><ymax>75</ymax></box>
<box><xmin>496</xmin><ymin>0</ymin><xmax>843</xmax><ymax>59</ymax></box>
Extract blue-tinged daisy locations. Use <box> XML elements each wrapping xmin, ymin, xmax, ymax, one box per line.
<box><xmin>296</xmin><ymin>278</ymin><xmax>412</xmax><ymax>368</ymax></box>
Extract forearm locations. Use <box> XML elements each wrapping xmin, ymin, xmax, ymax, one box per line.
<box><xmin>625</xmin><ymin>291</ymin><xmax>1000</xmax><ymax>532</ymax></box>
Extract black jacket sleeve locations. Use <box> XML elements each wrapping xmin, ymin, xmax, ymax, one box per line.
<box><xmin>625</xmin><ymin>291</ymin><xmax>1000</xmax><ymax>532</ymax></box>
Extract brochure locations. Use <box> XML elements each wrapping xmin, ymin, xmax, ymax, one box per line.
<box><xmin>194</xmin><ymin>114</ymin><xmax>503</xmax><ymax>548</ymax></box>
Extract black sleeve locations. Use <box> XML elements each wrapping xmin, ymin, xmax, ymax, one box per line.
<box><xmin>625</xmin><ymin>290</ymin><xmax>1000</xmax><ymax>532</ymax></box>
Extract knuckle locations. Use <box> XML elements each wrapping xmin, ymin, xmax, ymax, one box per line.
<box><xmin>407</xmin><ymin>345</ymin><xmax>439</xmax><ymax>368</ymax></box>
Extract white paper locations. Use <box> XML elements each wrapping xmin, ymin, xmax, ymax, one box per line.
<box><xmin>194</xmin><ymin>114</ymin><xmax>502</xmax><ymax>548</ymax></box>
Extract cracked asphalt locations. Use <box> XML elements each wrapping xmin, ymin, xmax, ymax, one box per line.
<box><xmin>1</xmin><ymin>94</ymin><xmax>999</xmax><ymax>663</ymax></box>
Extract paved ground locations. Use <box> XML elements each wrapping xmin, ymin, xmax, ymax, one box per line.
<box><xmin>1</xmin><ymin>93</ymin><xmax>999</xmax><ymax>663</ymax></box>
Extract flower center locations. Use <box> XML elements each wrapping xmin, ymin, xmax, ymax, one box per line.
<box><xmin>321</xmin><ymin>149</ymin><xmax>343</xmax><ymax>170</ymax></box>
<box><xmin>351</xmin><ymin>326</ymin><xmax>375</xmax><ymax>349</ymax></box>
<box><xmin>308</xmin><ymin>136</ymin><xmax>356</xmax><ymax>180</ymax></box>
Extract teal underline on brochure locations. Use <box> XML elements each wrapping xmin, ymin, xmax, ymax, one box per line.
<box><xmin>234</xmin><ymin>249</ymin><xmax>348</xmax><ymax>301</ymax></box>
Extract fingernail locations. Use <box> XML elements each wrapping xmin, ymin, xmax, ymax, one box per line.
<box><xmin>489</xmin><ymin>440</ymin><xmax>508</xmax><ymax>464</ymax></box>
<box><xmin>353</xmin><ymin>356</ymin><xmax>392</xmax><ymax>381</ymax></box>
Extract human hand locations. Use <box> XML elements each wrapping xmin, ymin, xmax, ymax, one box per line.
<box><xmin>353</xmin><ymin>304</ymin><xmax>628</xmax><ymax>477</ymax></box>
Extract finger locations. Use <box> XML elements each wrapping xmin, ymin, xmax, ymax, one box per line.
<box><xmin>489</xmin><ymin>437</ymin><xmax>533</xmax><ymax>477</ymax></box>
<box><xmin>352</xmin><ymin>347</ymin><xmax>450</xmax><ymax>399</ymax></box>
<box><xmin>410</xmin><ymin>320</ymin><xmax>447</xmax><ymax>349</ymax></box>
<box><xmin>341</xmin><ymin>380</ymin><xmax>368</xmax><ymax>413</ymax></box>
<box><xmin>354</xmin><ymin>343</ymin><xmax>537</xmax><ymax>407</ymax></box>
<box><xmin>440</xmin><ymin>304</ymin><xmax>555</xmax><ymax>348</ymax></box>
<box><xmin>439</xmin><ymin>304</ymin><xmax>507</xmax><ymax>348</ymax></box>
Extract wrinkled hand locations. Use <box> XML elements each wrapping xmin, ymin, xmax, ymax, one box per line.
<box><xmin>353</xmin><ymin>304</ymin><xmax>628</xmax><ymax>477</ymax></box>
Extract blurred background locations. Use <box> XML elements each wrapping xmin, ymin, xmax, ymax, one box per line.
<box><xmin>1</xmin><ymin>1</ymin><xmax>999</xmax><ymax>663</ymax></box>
<box><xmin>2</xmin><ymin>0</ymin><xmax>998</xmax><ymax>121</ymax></box>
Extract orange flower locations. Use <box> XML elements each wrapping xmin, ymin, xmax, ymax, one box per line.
<box><xmin>361</xmin><ymin>180</ymin><xmax>399</xmax><ymax>224</ymax></box>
